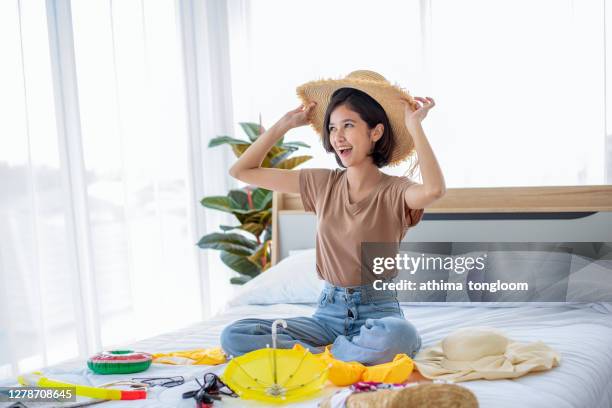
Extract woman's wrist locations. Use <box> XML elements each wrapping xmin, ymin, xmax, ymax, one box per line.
<box><xmin>406</xmin><ymin>121</ymin><xmax>423</xmax><ymax>137</ymax></box>
<box><xmin>275</xmin><ymin>117</ymin><xmax>294</xmax><ymax>134</ymax></box>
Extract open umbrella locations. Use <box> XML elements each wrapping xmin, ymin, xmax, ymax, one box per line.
<box><xmin>221</xmin><ymin>319</ymin><xmax>330</xmax><ymax>404</ymax></box>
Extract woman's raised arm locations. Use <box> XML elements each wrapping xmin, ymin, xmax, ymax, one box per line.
<box><xmin>229</xmin><ymin>102</ymin><xmax>317</xmax><ymax>194</ymax></box>
<box><xmin>401</xmin><ymin>96</ymin><xmax>446</xmax><ymax>209</ymax></box>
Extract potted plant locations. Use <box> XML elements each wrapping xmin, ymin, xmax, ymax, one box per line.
<box><xmin>197</xmin><ymin>122</ymin><xmax>312</xmax><ymax>284</ymax></box>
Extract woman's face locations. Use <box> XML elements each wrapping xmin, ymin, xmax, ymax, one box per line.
<box><xmin>328</xmin><ymin>104</ymin><xmax>382</xmax><ymax>167</ymax></box>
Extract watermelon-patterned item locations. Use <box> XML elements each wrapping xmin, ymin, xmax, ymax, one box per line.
<box><xmin>88</xmin><ymin>350</ymin><xmax>152</xmax><ymax>374</ymax></box>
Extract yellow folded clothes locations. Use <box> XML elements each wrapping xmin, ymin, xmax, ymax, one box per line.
<box><xmin>362</xmin><ymin>354</ymin><xmax>414</xmax><ymax>384</ymax></box>
<box><xmin>152</xmin><ymin>347</ymin><xmax>226</xmax><ymax>365</ymax></box>
<box><xmin>314</xmin><ymin>346</ymin><xmax>364</xmax><ymax>386</ymax></box>
<box><xmin>292</xmin><ymin>345</ymin><xmax>414</xmax><ymax>386</ymax></box>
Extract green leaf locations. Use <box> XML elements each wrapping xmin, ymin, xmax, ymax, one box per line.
<box><xmin>230</xmin><ymin>143</ymin><xmax>250</xmax><ymax>158</ymax></box>
<box><xmin>230</xmin><ymin>144</ymin><xmax>282</xmax><ymax>168</ymax></box>
<box><xmin>219</xmin><ymin>223</ymin><xmax>263</xmax><ymax>236</ymax></box>
<box><xmin>202</xmin><ymin>191</ymin><xmax>265</xmax><ymax>216</ymax></box>
<box><xmin>260</xmin><ymin>210</ymin><xmax>272</xmax><ymax>226</ymax></box>
<box><xmin>240</xmin><ymin>222</ymin><xmax>264</xmax><ymax>237</ymax></box>
<box><xmin>267</xmin><ymin>145</ymin><xmax>287</xmax><ymax>157</ymax></box>
<box><xmin>262</xmin><ymin>146</ymin><xmax>287</xmax><ymax>168</ymax></box>
<box><xmin>267</xmin><ymin>146</ymin><xmax>288</xmax><ymax>161</ymax></box>
<box><xmin>274</xmin><ymin>135</ymin><xmax>285</xmax><ymax>146</ymax></box>
<box><xmin>228</xmin><ymin>189</ymin><xmax>250</xmax><ymax>211</ymax></box>
<box><xmin>233</xmin><ymin>212</ymin><xmax>249</xmax><ymax>225</ymax></box>
<box><xmin>223</xmin><ymin>188</ymin><xmax>272</xmax><ymax>214</ymax></box>
<box><xmin>208</xmin><ymin>136</ymin><xmax>248</xmax><ymax>147</ymax></box>
<box><xmin>251</xmin><ymin>188</ymin><xmax>273</xmax><ymax>210</ymax></box>
<box><xmin>221</xmin><ymin>250</ymin><xmax>260</xmax><ymax>276</ymax></box>
<box><xmin>244</xmin><ymin>210</ymin><xmax>271</xmax><ymax>226</ymax></box>
<box><xmin>275</xmin><ymin>155</ymin><xmax>312</xmax><ymax>170</ymax></box>
<box><xmin>247</xmin><ymin>242</ymin><xmax>269</xmax><ymax>267</ymax></box>
<box><xmin>281</xmin><ymin>141</ymin><xmax>311</xmax><ymax>149</ymax></box>
<box><xmin>230</xmin><ymin>275</ymin><xmax>253</xmax><ymax>285</ymax></box>
<box><xmin>200</xmin><ymin>196</ymin><xmax>233</xmax><ymax>213</ymax></box>
<box><xmin>270</xmin><ymin>149</ymin><xmax>294</xmax><ymax>167</ymax></box>
<box><xmin>230</xmin><ymin>208</ymin><xmax>262</xmax><ymax>217</ymax></box>
<box><xmin>240</xmin><ymin>122</ymin><xmax>264</xmax><ymax>142</ymax></box>
<box><xmin>197</xmin><ymin>232</ymin><xmax>257</xmax><ymax>253</ymax></box>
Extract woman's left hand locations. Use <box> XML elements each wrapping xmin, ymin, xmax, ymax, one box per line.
<box><xmin>402</xmin><ymin>96</ymin><xmax>435</xmax><ymax>131</ymax></box>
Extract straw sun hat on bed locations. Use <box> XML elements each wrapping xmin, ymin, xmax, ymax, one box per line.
<box><xmin>296</xmin><ymin>70</ymin><xmax>420</xmax><ymax>167</ymax></box>
<box><xmin>414</xmin><ymin>327</ymin><xmax>561</xmax><ymax>383</ymax></box>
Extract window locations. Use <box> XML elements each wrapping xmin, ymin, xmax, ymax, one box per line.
<box><xmin>230</xmin><ymin>0</ymin><xmax>610</xmax><ymax>187</ymax></box>
<box><xmin>0</xmin><ymin>0</ymin><xmax>203</xmax><ymax>379</ymax></box>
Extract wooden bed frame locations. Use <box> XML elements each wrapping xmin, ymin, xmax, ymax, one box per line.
<box><xmin>271</xmin><ymin>185</ymin><xmax>612</xmax><ymax>265</ymax></box>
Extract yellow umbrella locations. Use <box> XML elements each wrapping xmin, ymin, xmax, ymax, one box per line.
<box><xmin>221</xmin><ymin>319</ymin><xmax>330</xmax><ymax>404</ymax></box>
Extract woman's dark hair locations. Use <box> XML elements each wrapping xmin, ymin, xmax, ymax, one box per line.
<box><xmin>322</xmin><ymin>87</ymin><xmax>395</xmax><ymax>168</ymax></box>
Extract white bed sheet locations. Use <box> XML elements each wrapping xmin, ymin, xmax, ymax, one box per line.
<box><xmin>2</xmin><ymin>303</ymin><xmax>612</xmax><ymax>408</ymax></box>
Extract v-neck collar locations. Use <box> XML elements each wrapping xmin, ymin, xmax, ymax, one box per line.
<box><xmin>342</xmin><ymin>170</ymin><xmax>389</xmax><ymax>212</ymax></box>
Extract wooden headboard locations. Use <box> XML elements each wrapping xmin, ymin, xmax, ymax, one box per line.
<box><xmin>271</xmin><ymin>185</ymin><xmax>612</xmax><ymax>265</ymax></box>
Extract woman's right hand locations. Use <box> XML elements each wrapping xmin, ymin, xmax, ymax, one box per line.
<box><xmin>280</xmin><ymin>102</ymin><xmax>317</xmax><ymax>130</ymax></box>
<box><xmin>229</xmin><ymin>101</ymin><xmax>317</xmax><ymax>194</ymax></box>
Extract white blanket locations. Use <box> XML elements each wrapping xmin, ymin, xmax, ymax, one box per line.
<box><xmin>2</xmin><ymin>303</ymin><xmax>611</xmax><ymax>408</ymax></box>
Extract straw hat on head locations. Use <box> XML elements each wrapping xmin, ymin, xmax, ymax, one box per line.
<box><xmin>296</xmin><ymin>70</ymin><xmax>420</xmax><ymax>167</ymax></box>
<box><xmin>414</xmin><ymin>327</ymin><xmax>561</xmax><ymax>383</ymax></box>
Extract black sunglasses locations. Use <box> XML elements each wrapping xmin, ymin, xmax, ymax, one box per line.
<box><xmin>182</xmin><ymin>372</ymin><xmax>238</xmax><ymax>404</ymax></box>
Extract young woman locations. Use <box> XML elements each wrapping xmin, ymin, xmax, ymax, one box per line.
<box><xmin>221</xmin><ymin>70</ymin><xmax>446</xmax><ymax>365</ymax></box>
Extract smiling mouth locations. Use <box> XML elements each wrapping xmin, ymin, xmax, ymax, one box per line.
<box><xmin>337</xmin><ymin>147</ymin><xmax>353</xmax><ymax>158</ymax></box>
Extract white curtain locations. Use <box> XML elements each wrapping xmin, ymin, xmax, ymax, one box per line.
<box><xmin>0</xmin><ymin>0</ymin><xmax>236</xmax><ymax>381</ymax></box>
<box><xmin>230</xmin><ymin>0</ymin><xmax>610</xmax><ymax>186</ymax></box>
<box><xmin>226</xmin><ymin>0</ymin><xmax>426</xmax><ymax>177</ymax></box>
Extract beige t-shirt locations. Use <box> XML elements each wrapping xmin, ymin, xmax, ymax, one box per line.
<box><xmin>299</xmin><ymin>168</ymin><xmax>424</xmax><ymax>287</ymax></box>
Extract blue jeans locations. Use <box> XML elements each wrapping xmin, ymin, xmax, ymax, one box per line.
<box><xmin>220</xmin><ymin>282</ymin><xmax>422</xmax><ymax>365</ymax></box>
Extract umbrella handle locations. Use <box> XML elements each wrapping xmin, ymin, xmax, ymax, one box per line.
<box><xmin>271</xmin><ymin>319</ymin><xmax>287</xmax><ymax>350</ymax></box>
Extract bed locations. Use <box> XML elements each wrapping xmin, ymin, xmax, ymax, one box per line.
<box><xmin>2</xmin><ymin>186</ymin><xmax>612</xmax><ymax>407</ymax></box>
<box><xmin>151</xmin><ymin>302</ymin><xmax>612</xmax><ymax>408</ymax></box>
<box><xmin>4</xmin><ymin>247</ymin><xmax>612</xmax><ymax>408</ymax></box>
<box><xmin>4</xmin><ymin>299</ymin><xmax>611</xmax><ymax>407</ymax></box>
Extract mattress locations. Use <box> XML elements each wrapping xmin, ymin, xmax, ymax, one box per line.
<box><xmin>2</xmin><ymin>303</ymin><xmax>612</xmax><ymax>408</ymax></box>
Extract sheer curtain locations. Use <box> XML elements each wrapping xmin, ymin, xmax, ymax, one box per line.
<box><xmin>0</xmin><ymin>0</ymin><xmax>236</xmax><ymax>381</ymax></box>
<box><xmin>227</xmin><ymin>0</ymin><xmax>426</xmax><ymax>178</ymax></box>
<box><xmin>426</xmin><ymin>0</ymin><xmax>606</xmax><ymax>187</ymax></box>
<box><xmin>230</xmin><ymin>0</ymin><xmax>610</xmax><ymax>186</ymax></box>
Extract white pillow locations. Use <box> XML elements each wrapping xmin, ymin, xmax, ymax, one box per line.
<box><xmin>226</xmin><ymin>248</ymin><xmax>323</xmax><ymax>306</ymax></box>
<box><xmin>400</xmin><ymin>252</ymin><xmax>611</xmax><ymax>312</ymax></box>
<box><xmin>225</xmin><ymin>249</ymin><xmax>612</xmax><ymax>313</ymax></box>
<box><xmin>403</xmin><ymin>251</ymin><xmax>574</xmax><ymax>309</ymax></box>
<box><xmin>565</xmin><ymin>256</ymin><xmax>612</xmax><ymax>312</ymax></box>
<box><xmin>443</xmin><ymin>249</ymin><xmax>570</xmax><ymax>307</ymax></box>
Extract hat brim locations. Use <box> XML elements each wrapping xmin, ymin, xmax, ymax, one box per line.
<box><xmin>414</xmin><ymin>338</ymin><xmax>561</xmax><ymax>382</ymax></box>
<box><xmin>296</xmin><ymin>76</ymin><xmax>419</xmax><ymax>167</ymax></box>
